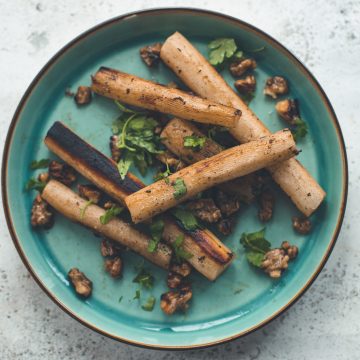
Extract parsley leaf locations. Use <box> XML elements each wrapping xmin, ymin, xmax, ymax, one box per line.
<box><xmin>240</xmin><ymin>228</ymin><xmax>271</xmax><ymax>267</ymax></box>
<box><xmin>25</xmin><ymin>178</ymin><xmax>47</xmax><ymax>192</ymax></box>
<box><xmin>171</xmin><ymin>234</ymin><xmax>193</xmax><ymax>263</ymax></box>
<box><xmin>133</xmin><ymin>289</ymin><xmax>141</xmax><ymax>300</ymax></box>
<box><xmin>80</xmin><ymin>200</ymin><xmax>93</xmax><ymax>219</ymax></box>
<box><xmin>141</xmin><ymin>295</ymin><xmax>156</xmax><ymax>311</ymax></box>
<box><xmin>292</xmin><ymin>118</ymin><xmax>308</xmax><ymax>141</ymax></box>
<box><xmin>183</xmin><ymin>135</ymin><xmax>206</xmax><ymax>151</ymax></box>
<box><xmin>147</xmin><ymin>218</ymin><xmax>165</xmax><ymax>253</ymax></box>
<box><xmin>30</xmin><ymin>159</ymin><xmax>50</xmax><ymax>170</ymax></box>
<box><xmin>172</xmin><ymin>178</ymin><xmax>187</xmax><ymax>199</ymax></box>
<box><xmin>208</xmin><ymin>38</ymin><xmax>238</xmax><ymax>66</ymax></box>
<box><xmin>172</xmin><ymin>208</ymin><xmax>199</xmax><ymax>231</ymax></box>
<box><xmin>100</xmin><ymin>205</ymin><xmax>123</xmax><ymax>225</ymax></box>
<box><xmin>133</xmin><ymin>269</ymin><xmax>154</xmax><ymax>289</ymax></box>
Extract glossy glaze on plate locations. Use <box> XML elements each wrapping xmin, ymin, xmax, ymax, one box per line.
<box><xmin>2</xmin><ymin>8</ymin><xmax>347</xmax><ymax>349</ymax></box>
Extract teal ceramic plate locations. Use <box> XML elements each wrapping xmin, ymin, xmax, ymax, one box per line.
<box><xmin>2</xmin><ymin>8</ymin><xmax>347</xmax><ymax>349</ymax></box>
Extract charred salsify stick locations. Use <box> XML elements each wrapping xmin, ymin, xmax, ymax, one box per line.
<box><xmin>44</xmin><ymin>122</ymin><xmax>234</xmax><ymax>280</ymax></box>
<box><xmin>125</xmin><ymin>130</ymin><xmax>298</xmax><ymax>223</ymax></box>
<box><xmin>42</xmin><ymin>180</ymin><xmax>172</xmax><ymax>269</ymax></box>
<box><xmin>160</xmin><ymin>32</ymin><xmax>326</xmax><ymax>217</ymax></box>
<box><xmin>91</xmin><ymin>67</ymin><xmax>240</xmax><ymax>128</ymax></box>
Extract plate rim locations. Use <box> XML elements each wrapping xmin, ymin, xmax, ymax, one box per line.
<box><xmin>1</xmin><ymin>7</ymin><xmax>348</xmax><ymax>350</ymax></box>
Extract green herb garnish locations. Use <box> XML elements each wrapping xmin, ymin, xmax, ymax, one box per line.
<box><xmin>147</xmin><ymin>218</ymin><xmax>165</xmax><ymax>253</ymax></box>
<box><xmin>154</xmin><ymin>161</ymin><xmax>172</xmax><ymax>184</ymax></box>
<box><xmin>172</xmin><ymin>178</ymin><xmax>187</xmax><ymax>199</ymax></box>
<box><xmin>208</xmin><ymin>38</ymin><xmax>238</xmax><ymax>66</ymax></box>
<box><xmin>133</xmin><ymin>289</ymin><xmax>141</xmax><ymax>300</ymax></box>
<box><xmin>141</xmin><ymin>296</ymin><xmax>156</xmax><ymax>311</ymax></box>
<box><xmin>133</xmin><ymin>269</ymin><xmax>154</xmax><ymax>289</ymax></box>
<box><xmin>172</xmin><ymin>208</ymin><xmax>199</xmax><ymax>231</ymax></box>
<box><xmin>240</xmin><ymin>228</ymin><xmax>271</xmax><ymax>267</ymax></box>
<box><xmin>292</xmin><ymin>118</ymin><xmax>308</xmax><ymax>141</ymax></box>
<box><xmin>25</xmin><ymin>178</ymin><xmax>46</xmax><ymax>192</ymax></box>
<box><xmin>30</xmin><ymin>158</ymin><xmax>50</xmax><ymax>170</ymax></box>
<box><xmin>80</xmin><ymin>200</ymin><xmax>93</xmax><ymax>219</ymax></box>
<box><xmin>183</xmin><ymin>135</ymin><xmax>206</xmax><ymax>151</ymax></box>
<box><xmin>100</xmin><ymin>205</ymin><xmax>123</xmax><ymax>225</ymax></box>
<box><xmin>172</xmin><ymin>234</ymin><xmax>193</xmax><ymax>263</ymax></box>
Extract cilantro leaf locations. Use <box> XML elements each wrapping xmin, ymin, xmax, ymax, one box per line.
<box><xmin>171</xmin><ymin>234</ymin><xmax>193</xmax><ymax>263</ymax></box>
<box><xmin>147</xmin><ymin>218</ymin><xmax>165</xmax><ymax>253</ymax></box>
<box><xmin>141</xmin><ymin>295</ymin><xmax>156</xmax><ymax>311</ymax></box>
<box><xmin>80</xmin><ymin>200</ymin><xmax>93</xmax><ymax>219</ymax></box>
<box><xmin>25</xmin><ymin>178</ymin><xmax>47</xmax><ymax>192</ymax></box>
<box><xmin>133</xmin><ymin>269</ymin><xmax>154</xmax><ymax>289</ymax></box>
<box><xmin>292</xmin><ymin>118</ymin><xmax>308</xmax><ymax>141</ymax></box>
<box><xmin>133</xmin><ymin>289</ymin><xmax>141</xmax><ymax>300</ymax></box>
<box><xmin>172</xmin><ymin>208</ymin><xmax>199</xmax><ymax>231</ymax></box>
<box><xmin>30</xmin><ymin>158</ymin><xmax>50</xmax><ymax>170</ymax></box>
<box><xmin>183</xmin><ymin>135</ymin><xmax>207</xmax><ymax>151</ymax></box>
<box><xmin>172</xmin><ymin>178</ymin><xmax>187</xmax><ymax>199</ymax></box>
<box><xmin>246</xmin><ymin>251</ymin><xmax>265</xmax><ymax>267</ymax></box>
<box><xmin>100</xmin><ymin>205</ymin><xmax>123</xmax><ymax>225</ymax></box>
<box><xmin>117</xmin><ymin>150</ymin><xmax>133</xmax><ymax>180</ymax></box>
<box><xmin>208</xmin><ymin>38</ymin><xmax>238</xmax><ymax>66</ymax></box>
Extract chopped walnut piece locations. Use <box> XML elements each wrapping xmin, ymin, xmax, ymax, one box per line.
<box><xmin>68</xmin><ymin>268</ymin><xmax>92</xmax><ymax>298</ymax></box>
<box><xmin>31</xmin><ymin>195</ymin><xmax>54</xmax><ymax>229</ymax></box>
<box><xmin>170</xmin><ymin>261</ymin><xmax>192</xmax><ymax>277</ymax></box>
<box><xmin>264</xmin><ymin>76</ymin><xmax>288</xmax><ymax>99</ymax></box>
<box><xmin>217</xmin><ymin>218</ymin><xmax>234</xmax><ymax>236</ymax></box>
<box><xmin>78</xmin><ymin>184</ymin><xmax>102</xmax><ymax>204</ymax></box>
<box><xmin>187</xmin><ymin>198</ymin><xmax>222</xmax><ymax>223</ymax></box>
<box><xmin>104</xmin><ymin>256</ymin><xmax>122</xmax><ymax>278</ymax></box>
<box><xmin>38</xmin><ymin>172</ymin><xmax>49</xmax><ymax>183</ymax></box>
<box><xmin>49</xmin><ymin>160</ymin><xmax>77</xmax><ymax>186</ymax></box>
<box><xmin>167</xmin><ymin>272</ymin><xmax>183</xmax><ymax>289</ymax></box>
<box><xmin>215</xmin><ymin>190</ymin><xmax>240</xmax><ymax>217</ymax></box>
<box><xmin>230</xmin><ymin>58</ymin><xmax>257</xmax><ymax>77</ymax></box>
<box><xmin>261</xmin><ymin>242</ymin><xmax>298</xmax><ymax>278</ymax></box>
<box><xmin>74</xmin><ymin>86</ymin><xmax>92</xmax><ymax>105</ymax></box>
<box><xmin>140</xmin><ymin>43</ymin><xmax>162</xmax><ymax>67</ymax></box>
<box><xmin>258</xmin><ymin>190</ymin><xmax>275</xmax><ymax>222</ymax></box>
<box><xmin>156</xmin><ymin>150</ymin><xmax>186</xmax><ymax>171</ymax></box>
<box><xmin>160</xmin><ymin>285</ymin><xmax>192</xmax><ymax>315</ymax></box>
<box><xmin>109</xmin><ymin>135</ymin><xmax>121</xmax><ymax>163</ymax></box>
<box><xmin>292</xmin><ymin>216</ymin><xmax>312</xmax><ymax>234</ymax></box>
<box><xmin>234</xmin><ymin>75</ymin><xmax>256</xmax><ymax>94</ymax></box>
<box><xmin>100</xmin><ymin>239</ymin><xmax>122</xmax><ymax>257</ymax></box>
<box><xmin>275</xmin><ymin>99</ymin><xmax>299</xmax><ymax>125</ymax></box>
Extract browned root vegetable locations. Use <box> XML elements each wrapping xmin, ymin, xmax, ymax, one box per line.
<box><xmin>42</xmin><ymin>180</ymin><xmax>172</xmax><ymax>269</ymax></box>
<box><xmin>91</xmin><ymin>67</ymin><xmax>241</xmax><ymax>128</ymax></box>
<box><xmin>160</xmin><ymin>32</ymin><xmax>326</xmax><ymax>216</ymax></box>
<box><xmin>125</xmin><ymin>130</ymin><xmax>298</xmax><ymax>223</ymax></box>
<box><xmin>44</xmin><ymin>122</ymin><xmax>234</xmax><ymax>280</ymax></box>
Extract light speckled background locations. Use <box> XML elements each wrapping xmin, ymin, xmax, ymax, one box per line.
<box><xmin>0</xmin><ymin>0</ymin><xmax>359</xmax><ymax>359</ymax></box>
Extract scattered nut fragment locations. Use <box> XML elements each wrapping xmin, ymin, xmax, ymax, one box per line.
<box><xmin>264</xmin><ymin>76</ymin><xmax>288</xmax><ymax>99</ymax></box>
<box><xmin>140</xmin><ymin>43</ymin><xmax>162</xmax><ymax>67</ymax></box>
<box><xmin>104</xmin><ymin>256</ymin><xmax>123</xmax><ymax>278</ymax></box>
<box><xmin>68</xmin><ymin>268</ymin><xmax>92</xmax><ymax>298</ymax></box>
<box><xmin>170</xmin><ymin>261</ymin><xmax>192</xmax><ymax>277</ymax></box>
<box><xmin>160</xmin><ymin>285</ymin><xmax>192</xmax><ymax>315</ymax></box>
<box><xmin>156</xmin><ymin>150</ymin><xmax>186</xmax><ymax>171</ymax></box>
<box><xmin>31</xmin><ymin>194</ymin><xmax>54</xmax><ymax>228</ymax></box>
<box><xmin>230</xmin><ymin>58</ymin><xmax>257</xmax><ymax>77</ymax></box>
<box><xmin>258</xmin><ymin>190</ymin><xmax>275</xmax><ymax>222</ymax></box>
<box><xmin>74</xmin><ymin>86</ymin><xmax>92</xmax><ymax>105</ymax></box>
<box><xmin>261</xmin><ymin>242</ymin><xmax>298</xmax><ymax>278</ymax></box>
<box><xmin>167</xmin><ymin>271</ymin><xmax>183</xmax><ymax>289</ymax></box>
<box><xmin>215</xmin><ymin>190</ymin><xmax>240</xmax><ymax>217</ymax></box>
<box><xmin>78</xmin><ymin>184</ymin><xmax>102</xmax><ymax>204</ymax></box>
<box><xmin>38</xmin><ymin>172</ymin><xmax>49</xmax><ymax>183</ymax></box>
<box><xmin>217</xmin><ymin>218</ymin><xmax>234</xmax><ymax>236</ymax></box>
<box><xmin>100</xmin><ymin>239</ymin><xmax>122</xmax><ymax>257</ymax></box>
<box><xmin>109</xmin><ymin>135</ymin><xmax>121</xmax><ymax>163</ymax></box>
<box><xmin>187</xmin><ymin>198</ymin><xmax>222</xmax><ymax>223</ymax></box>
<box><xmin>49</xmin><ymin>160</ymin><xmax>77</xmax><ymax>186</ymax></box>
<box><xmin>234</xmin><ymin>75</ymin><xmax>256</xmax><ymax>94</ymax></box>
<box><xmin>292</xmin><ymin>216</ymin><xmax>312</xmax><ymax>234</ymax></box>
<box><xmin>276</xmin><ymin>99</ymin><xmax>300</xmax><ymax>125</ymax></box>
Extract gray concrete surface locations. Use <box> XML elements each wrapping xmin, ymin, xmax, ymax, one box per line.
<box><xmin>0</xmin><ymin>0</ymin><xmax>359</xmax><ymax>359</ymax></box>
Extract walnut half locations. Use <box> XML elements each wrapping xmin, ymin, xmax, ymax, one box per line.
<box><xmin>68</xmin><ymin>268</ymin><xmax>92</xmax><ymax>298</ymax></box>
<box><xmin>160</xmin><ymin>285</ymin><xmax>192</xmax><ymax>315</ymax></box>
<box><xmin>31</xmin><ymin>195</ymin><xmax>54</xmax><ymax>229</ymax></box>
<box><xmin>264</xmin><ymin>76</ymin><xmax>288</xmax><ymax>99</ymax></box>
